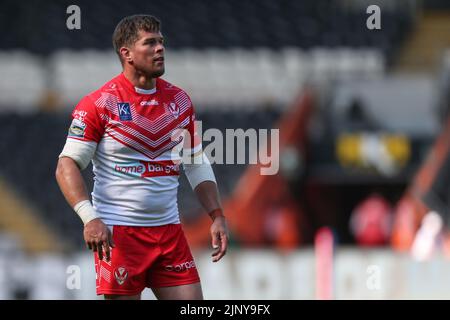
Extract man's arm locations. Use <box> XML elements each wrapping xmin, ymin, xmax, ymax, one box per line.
<box><xmin>55</xmin><ymin>157</ymin><xmax>91</xmax><ymax>208</ymax></box>
<box><xmin>193</xmin><ymin>181</ymin><xmax>228</xmax><ymax>262</ymax></box>
<box><xmin>55</xmin><ymin>157</ymin><xmax>114</xmax><ymax>261</ymax></box>
<box><xmin>184</xmin><ymin>152</ymin><xmax>228</xmax><ymax>262</ymax></box>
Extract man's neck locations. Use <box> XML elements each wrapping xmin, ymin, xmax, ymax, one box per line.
<box><xmin>123</xmin><ymin>68</ymin><xmax>156</xmax><ymax>90</ymax></box>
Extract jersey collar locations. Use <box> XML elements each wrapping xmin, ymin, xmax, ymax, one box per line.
<box><xmin>134</xmin><ymin>86</ymin><xmax>156</xmax><ymax>95</ymax></box>
<box><xmin>118</xmin><ymin>73</ymin><xmax>158</xmax><ymax>95</ymax></box>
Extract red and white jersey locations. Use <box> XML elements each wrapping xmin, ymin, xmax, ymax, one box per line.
<box><xmin>66</xmin><ymin>73</ymin><xmax>200</xmax><ymax>226</ymax></box>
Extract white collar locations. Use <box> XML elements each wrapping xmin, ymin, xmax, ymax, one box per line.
<box><xmin>134</xmin><ymin>86</ymin><xmax>157</xmax><ymax>94</ymax></box>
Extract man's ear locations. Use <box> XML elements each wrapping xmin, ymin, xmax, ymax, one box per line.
<box><xmin>119</xmin><ymin>47</ymin><xmax>132</xmax><ymax>63</ymax></box>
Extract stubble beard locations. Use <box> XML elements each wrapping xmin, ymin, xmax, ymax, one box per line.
<box><xmin>134</xmin><ymin>61</ymin><xmax>165</xmax><ymax>79</ymax></box>
<box><xmin>151</xmin><ymin>67</ymin><xmax>165</xmax><ymax>78</ymax></box>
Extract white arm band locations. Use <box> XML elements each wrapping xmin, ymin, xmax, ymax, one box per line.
<box><xmin>73</xmin><ymin>200</ymin><xmax>99</xmax><ymax>225</ymax></box>
<box><xmin>184</xmin><ymin>153</ymin><xmax>217</xmax><ymax>189</ymax></box>
<box><xmin>59</xmin><ymin>139</ymin><xmax>97</xmax><ymax>170</ymax></box>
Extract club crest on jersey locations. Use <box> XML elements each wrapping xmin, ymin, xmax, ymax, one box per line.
<box><xmin>114</xmin><ymin>266</ymin><xmax>128</xmax><ymax>285</ymax></box>
<box><xmin>168</xmin><ymin>102</ymin><xmax>179</xmax><ymax>119</ymax></box>
<box><xmin>117</xmin><ymin>102</ymin><xmax>132</xmax><ymax>121</ymax></box>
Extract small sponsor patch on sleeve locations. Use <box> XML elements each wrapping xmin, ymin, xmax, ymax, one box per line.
<box><xmin>68</xmin><ymin>118</ymin><xmax>87</xmax><ymax>138</ymax></box>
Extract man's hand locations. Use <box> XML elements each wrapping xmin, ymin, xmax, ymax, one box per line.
<box><xmin>210</xmin><ymin>216</ymin><xmax>228</xmax><ymax>262</ymax></box>
<box><xmin>84</xmin><ymin>218</ymin><xmax>115</xmax><ymax>262</ymax></box>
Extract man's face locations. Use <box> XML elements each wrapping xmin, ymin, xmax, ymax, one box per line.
<box><xmin>125</xmin><ymin>30</ymin><xmax>165</xmax><ymax>77</ymax></box>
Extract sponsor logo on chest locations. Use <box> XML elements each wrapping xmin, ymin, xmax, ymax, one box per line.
<box><xmin>140</xmin><ymin>100</ymin><xmax>159</xmax><ymax>106</ymax></box>
<box><xmin>114</xmin><ymin>160</ymin><xmax>180</xmax><ymax>178</ymax></box>
<box><xmin>117</xmin><ymin>102</ymin><xmax>132</xmax><ymax>121</ymax></box>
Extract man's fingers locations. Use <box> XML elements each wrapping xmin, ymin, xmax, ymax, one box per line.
<box><xmin>212</xmin><ymin>231</ymin><xmax>228</xmax><ymax>262</ymax></box>
<box><xmin>106</xmin><ymin>231</ymin><xmax>114</xmax><ymax>262</ymax></box>
<box><xmin>97</xmin><ymin>241</ymin><xmax>103</xmax><ymax>261</ymax></box>
<box><xmin>220</xmin><ymin>232</ymin><xmax>228</xmax><ymax>254</ymax></box>
<box><xmin>215</xmin><ymin>234</ymin><xmax>227</xmax><ymax>261</ymax></box>
<box><xmin>104</xmin><ymin>242</ymin><xmax>111</xmax><ymax>262</ymax></box>
<box><xmin>211</xmin><ymin>231</ymin><xmax>219</xmax><ymax>250</ymax></box>
<box><xmin>108</xmin><ymin>231</ymin><xmax>115</xmax><ymax>248</ymax></box>
<box><xmin>211</xmin><ymin>244</ymin><xmax>220</xmax><ymax>257</ymax></box>
<box><xmin>211</xmin><ymin>230</ymin><xmax>220</xmax><ymax>259</ymax></box>
<box><xmin>85</xmin><ymin>226</ymin><xmax>114</xmax><ymax>261</ymax></box>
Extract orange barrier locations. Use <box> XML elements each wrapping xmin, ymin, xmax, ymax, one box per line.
<box><xmin>184</xmin><ymin>90</ymin><xmax>314</xmax><ymax>248</ymax></box>
<box><xmin>391</xmin><ymin>116</ymin><xmax>450</xmax><ymax>251</ymax></box>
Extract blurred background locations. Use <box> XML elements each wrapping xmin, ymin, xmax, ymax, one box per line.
<box><xmin>0</xmin><ymin>0</ymin><xmax>450</xmax><ymax>299</ymax></box>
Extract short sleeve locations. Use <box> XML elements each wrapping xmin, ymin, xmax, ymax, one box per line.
<box><xmin>67</xmin><ymin>96</ymin><xmax>105</xmax><ymax>143</ymax></box>
<box><xmin>186</xmin><ymin>102</ymin><xmax>202</xmax><ymax>156</ymax></box>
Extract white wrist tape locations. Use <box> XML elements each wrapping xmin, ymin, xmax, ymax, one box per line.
<box><xmin>73</xmin><ymin>200</ymin><xmax>99</xmax><ymax>225</ymax></box>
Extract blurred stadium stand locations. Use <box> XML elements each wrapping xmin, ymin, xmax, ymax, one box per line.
<box><xmin>1</xmin><ymin>0</ymin><xmax>450</xmax><ymax>299</ymax></box>
<box><xmin>0</xmin><ymin>0</ymin><xmax>412</xmax><ymax>55</ymax></box>
<box><xmin>0</xmin><ymin>0</ymin><xmax>405</xmax><ymax>110</ymax></box>
<box><xmin>0</xmin><ymin>0</ymin><xmax>432</xmax><ymax>248</ymax></box>
<box><xmin>0</xmin><ymin>108</ymin><xmax>281</xmax><ymax>248</ymax></box>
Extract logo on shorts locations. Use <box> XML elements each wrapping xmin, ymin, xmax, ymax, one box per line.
<box><xmin>117</xmin><ymin>102</ymin><xmax>132</xmax><ymax>121</ymax></box>
<box><xmin>114</xmin><ymin>266</ymin><xmax>128</xmax><ymax>285</ymax></box>
<box><xmin>164</xmin><ymin>261</ymin><xmax>196</xmax><ymax>272</ymax></box>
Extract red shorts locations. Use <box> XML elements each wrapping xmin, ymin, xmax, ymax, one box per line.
<box><xmin>94</xmin><ymin>223</ymin><xmax>200</xmax><ymax>296</ymax></box>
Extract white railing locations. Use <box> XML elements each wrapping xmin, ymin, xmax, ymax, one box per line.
<box><xmin>0</xmin><ymin>246</ymin><xmax>449</xmax><ymax>299</ymax></box>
